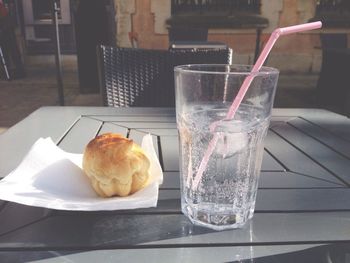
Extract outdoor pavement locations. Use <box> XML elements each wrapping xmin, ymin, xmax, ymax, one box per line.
<box><xmin>0</xmin><ymin>56</ymin><xmax>320</xmax><ymax>133</ymax></box>
<box><xmin>0</xmin><ymin>57</ymin><xmax>102</xmax><ymax>133</ymax></box>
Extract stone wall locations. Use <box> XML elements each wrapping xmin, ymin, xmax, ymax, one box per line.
<box><xmin>114</xmin><ymin>0</ymin><xmax>349</xmax><ymax>73</ymax></box>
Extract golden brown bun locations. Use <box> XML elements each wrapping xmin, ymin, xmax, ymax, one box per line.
<box><xmin>82</xmin><ymin>133</ymin><xmax>150</xmax><ymax>197</ymax></box>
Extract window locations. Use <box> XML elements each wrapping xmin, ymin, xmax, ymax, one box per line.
<box><xmin>316</xmin><ymin>0</ymin><xmax>350</xmax><ymax>15</ymax></box>
<box><xmin>171</xmin><ymin>0</ymin><xmax>261</xmax><ymax>16</ymax></box>
<box><xmin>32</xmin><ymin>0</ymin><xmax>61</xmax><ymax>20</ymax></box>
<box><xmin>167</xmin><ymin>0</ymin><xmax>267</xmax><ymax>34</ymax></box>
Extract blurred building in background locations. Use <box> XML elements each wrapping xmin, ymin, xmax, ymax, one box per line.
<box><xmin>2</xmin><ymin>0</ymin><xmax>350</xmax><ymax>83</ymax></box>
<box><xmin>115</xmin><ymin>0</ymin><xmax>350</xmax><ymax>73</ymax></box>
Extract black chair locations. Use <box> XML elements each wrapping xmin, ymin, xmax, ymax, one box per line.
<box><xmin>168</xmin><ymin>26</ymin><xmax>208</xmax><ymax>42</ymax></box>
<box><xmin>0</xmin><ymin>16</ymin><xmax>25</xmax><ymax>80</ymax></box>
<box><xmin>169</xmin><ymin>41</ymin><xmax>229</xmax><ymax>51</ymax></box>
<box><xmin>316</xmin><ymin>33</ymin><xmax>348</xmax><ymax>114</ymax></box>
<box><xmin>97</xmin><ymin>45</ymin><xmax>233</xmax><ymax>107</ymax></box>
<box><xmin>320</xmin><ymin>33</ymin><xmax>347</xmax><ymax>49</ymax></box>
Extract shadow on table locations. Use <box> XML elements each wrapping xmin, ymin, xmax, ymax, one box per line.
<box><xmin>228</xmin><ymin>243</ymin><xmax>350</xmax><ymax>263</ymax></box>
<box><xmin>0</xmin><ymin>200</ymin><xmax>217</xmax><ymax>248</ymax></box>
<box><xmin>0</xmin><ymin>243</ymin><xmax>349</xmax><ymax>262</ymax></box>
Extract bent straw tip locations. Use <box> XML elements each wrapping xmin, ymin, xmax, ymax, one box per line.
<box><xmin>308</xmin><ymin>21</ymin><xmax>323</xmax><ymax>29</ymax></box>
<box><xmin>314</xmin><ymin>21</ymin><xmax>323</xmax><ymax>27</ymax></box>
<box><xmin>277</xmin><ymin>21</ymin><xmax>322</xmax><ymax>36</ymax></box>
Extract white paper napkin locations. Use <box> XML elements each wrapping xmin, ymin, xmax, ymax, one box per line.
<box><xmin>0</xmin><ymin>135</ymin><xmax>163</xmax><ymax>211</ymax></box>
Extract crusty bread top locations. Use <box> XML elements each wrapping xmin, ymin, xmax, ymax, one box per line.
<box><xmin>82</xmin><ymin>133</ymin><xmax>150</xmax><ymax>197</ymax></box>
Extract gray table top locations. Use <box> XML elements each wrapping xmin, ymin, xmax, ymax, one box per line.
<box><xmin>0</xmin><ymin>106</ymin><xmax>350</xmax><ymax>262</ymax></box>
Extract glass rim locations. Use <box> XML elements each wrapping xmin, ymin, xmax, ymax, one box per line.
<box><xmin>174</xmin><ymin>64</ymin><xmax>279</xmax><ymax>76</ymax></box>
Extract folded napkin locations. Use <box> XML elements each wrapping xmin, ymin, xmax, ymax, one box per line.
<box><xmin>0</xmin><ymin>135</ymin><xmax>163</xmax><ymax>211</ymax></box>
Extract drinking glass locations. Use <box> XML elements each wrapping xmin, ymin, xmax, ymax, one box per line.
<box><xmin>175</xmin><ymin>64</ymin><xmax>279</xmax><ymax>230</ymax></box>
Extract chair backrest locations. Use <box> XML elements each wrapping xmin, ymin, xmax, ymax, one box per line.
<box><xmin>169</xmin><ymin>41</ymin><xmax>229</xmax><ymax>50</ymax></box>
<box><xmin>168</xmin><ymin>27</ymin><xmax>208</xmax><ymax>42</ymax></box>
<box><xmin>97</xmin><ymin>45</ymin><xmax>233</xmax><ymax>107</ymax></box>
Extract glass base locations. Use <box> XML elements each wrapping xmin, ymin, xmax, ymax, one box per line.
<box><xmin>182</xmin><ymin>204</ymin><xmax>251</xmax><ymax>231</ymax></box>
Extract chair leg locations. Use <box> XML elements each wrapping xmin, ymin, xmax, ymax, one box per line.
<box><xmin>0</xmin><ymin>46</ymin><xmax>10</xmax><ymax>80</ymax></box>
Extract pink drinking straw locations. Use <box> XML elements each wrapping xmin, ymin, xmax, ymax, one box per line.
<box><xmin>192</xmin><ymin>21</ymin><xmax>322</xmax><ymax>190</ymax></box>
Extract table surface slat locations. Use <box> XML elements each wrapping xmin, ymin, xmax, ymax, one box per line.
<box><xmin>264</xmin><ymin>130</ymin><xmax>344</xmax><ymax>184</ymax></box>
<box><xmin>58</xmin><ymin>117</ymin><xmax>102</xmax><ymax>153</ymax></box>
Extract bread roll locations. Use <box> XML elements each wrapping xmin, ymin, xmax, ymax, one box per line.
<box><xmin>82</xmin><ymin>133</ymin><xmax>150</xmax><ymax>197</ymax></box>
